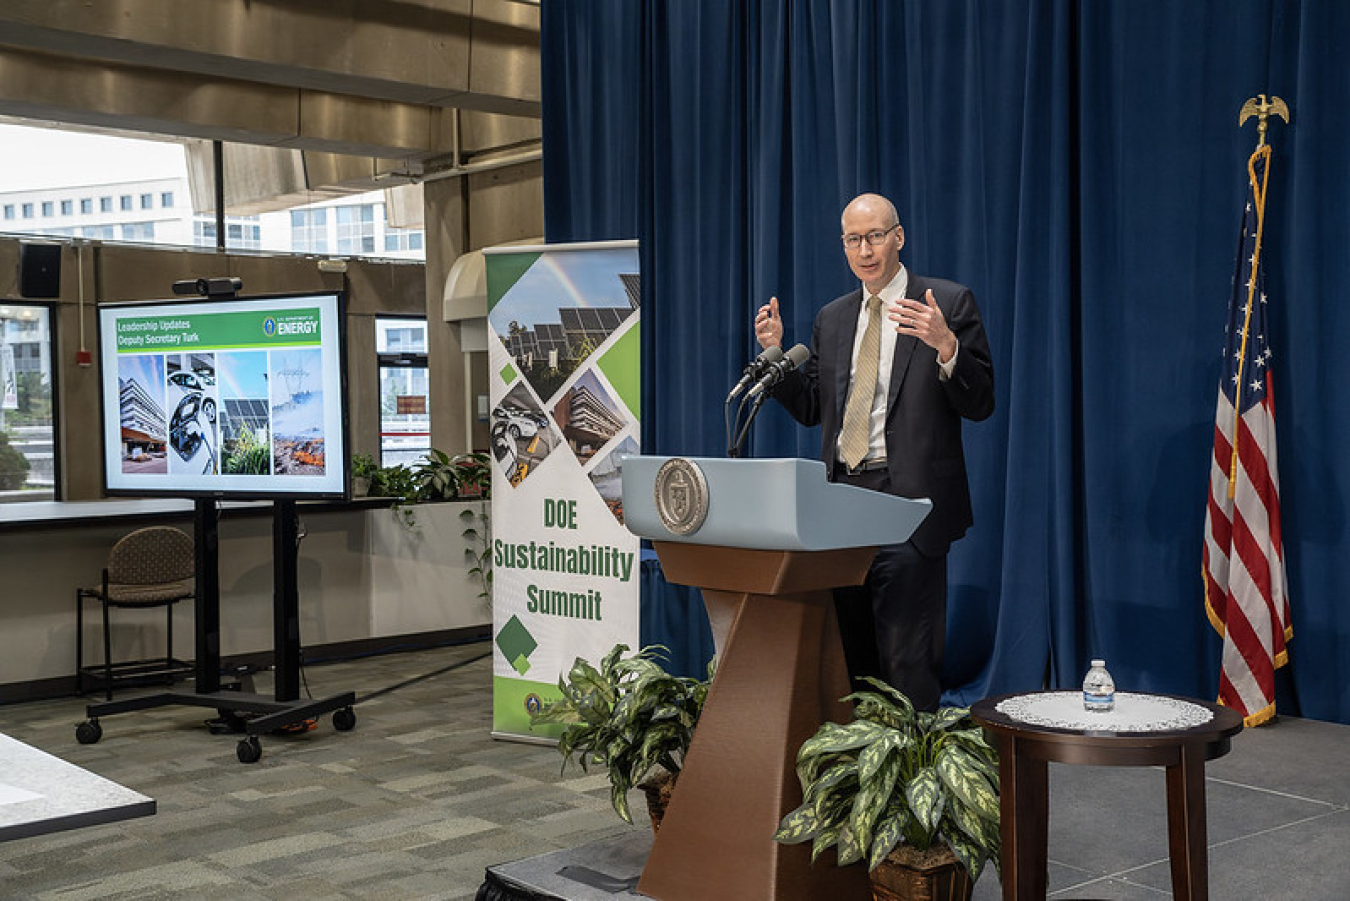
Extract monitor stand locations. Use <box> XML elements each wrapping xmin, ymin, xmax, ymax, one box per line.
<box><xmin>77</xmin><ymin>499</ymin><xmax>357</xmax><ymax>764</ymax></box>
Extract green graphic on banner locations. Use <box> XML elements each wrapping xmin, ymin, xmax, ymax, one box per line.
<box><xmin>484</xmin><ymin>252</ymin><xmax>541</xmax><ymax>313</ymax></box>
<box><xmin>496</xmin><ymin>614</ymin><xmax>538</xmax><ymax>676</ymax></box>
<box><xmin>492</xmin><ymin>675</ymin><xmax>565</xmax><ymax>739</ymax></box>
<box><xmin>115</xmin><ymin>308</ymin><xmax>321</xmax><ymax>353</ymax></box>
<box><xmin>597</xmin><ymin>321</ymin><xmax>640</xmax><ymax>420</ymax></box>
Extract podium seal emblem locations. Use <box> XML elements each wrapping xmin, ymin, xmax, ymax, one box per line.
<box><xmin>654</xmin><ymin>457</ymin><xmax>709</xmax><ymax>536</ymax></box>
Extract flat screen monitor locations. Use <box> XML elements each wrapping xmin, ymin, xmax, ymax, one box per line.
<box><xmin>97</xmin><ymin>291</ymin><xmax>348</xmax><ymax>499</ymax></box>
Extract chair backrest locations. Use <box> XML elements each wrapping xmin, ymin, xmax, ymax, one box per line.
<box><xmin>107</xmin><ymin>526</ymin><xmax>195</xmax><ymax>586</ymax></box>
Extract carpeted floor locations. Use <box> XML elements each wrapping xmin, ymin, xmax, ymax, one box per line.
<box><xmin>0</xmin><ymin>642</ymin><xmax>629</xmax><ymax>901</ymax></box>
<box><xmin>2</xmin><ymin>642</ymin><xmax>1348</xmax><ymax>900</ymax></box>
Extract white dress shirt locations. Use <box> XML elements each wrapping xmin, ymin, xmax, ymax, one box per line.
<box><xmin>836</xmin><ymin>265</ymin><xmax>959</xmax><ymax>464</ymax></box>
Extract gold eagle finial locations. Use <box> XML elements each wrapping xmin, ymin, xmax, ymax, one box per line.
<box><xmin>1239</xmin><ymin>95</ymin><xmax>1290</xmax><ymax>148</ymax></box>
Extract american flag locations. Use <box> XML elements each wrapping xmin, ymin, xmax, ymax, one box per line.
<box><xmin>1202</xmin><ymin>144</ymin><xmax>1292</xmax><ymax>727</ymax></box>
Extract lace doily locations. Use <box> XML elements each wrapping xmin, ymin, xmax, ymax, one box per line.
<box><xmin>994</xmin><ymin>691</ymin><xmax>1214</xmax><ymax>732</ymax></box>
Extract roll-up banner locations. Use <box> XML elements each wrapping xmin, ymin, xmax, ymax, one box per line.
<box><xmin>484</xmin><ymin>241</ymin><xmax>641</xmax><ymax>740</ymax></box>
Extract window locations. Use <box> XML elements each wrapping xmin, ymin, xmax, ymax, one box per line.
<box><xmin>384</xmin><ymin>228</ymin><xmax>425</xmax><ymax>253</ymax></box>
<box><xmin>290</xmin><ymin>209</ymin><xmax>328</xmax><ymax>252</ymax></box>
<box><xmin>194</xmin><ymin>218</ymin><xmax>256</xmax><ymax>249</ymax></box>
<box><xmin>140</xmin><ymin>193</ymin><xmax>153</xmax><ymax>209</ymax></box>
<box><xmin>0</xmin><ymin>304</ymin><xmax>57</xmax><ymax>501</ymax></box>
<box><xmin>336</xmin><ymin>204</ymin><xmax>376</xmax><ymax>254</ymax></box>
<box><xmin>80</xmin><ymin>198</ymin><xmax>92</xmax><ymax>214</ymax></box>
<box><xmin>100</xmin><ymin>197</ymin><xmax>112</xmax><ymax>213</ymax></box>
<box><xmin>375</xmin><ymin>317</ymin><xmax>430</xmax><ymax>467</ymax></box>
<box><xmin>161</xmin><ymin>191</ymin><xmax>174</xmax><ymax>208</ymax></box>
<box><xmin>41</xmin><ymin>201</ymin><xmax>53</xmax><ymax>217</ymax></box>
<box><xmin>21</xmin><ymin>203</ymin><xmax>33</xmax><ymax>218</ymax></box>
<box><xmin>60</xmin><ymin>200</ymin><xmax>73</xmax><ymax>216</ymax></box>
<box><xmin>119</xmin><ymin>195</ymin><xmax>132</xmax><ymax>211</ymax></box>
<box><xmin>2</xmin><ymin>205</ymin><xmax>12</xmax><ymax>220</ymax></box>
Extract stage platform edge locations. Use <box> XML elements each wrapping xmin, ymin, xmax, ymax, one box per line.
<box><xmin>477</xmin><ymin>829</ymin><xmax>653</xmax><ymax>901</ymax></box>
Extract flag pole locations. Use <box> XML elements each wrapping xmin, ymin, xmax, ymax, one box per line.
<box><xmin>1228</xmin><ymin>96</ymin><xmax>1290</xmax><ymax>499</ymax></box>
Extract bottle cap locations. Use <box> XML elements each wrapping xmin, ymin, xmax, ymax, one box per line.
<box><xmin>1090</xmin><ymin>659</ymin><xmax>1105</xmax><ymax>667</ymax></box>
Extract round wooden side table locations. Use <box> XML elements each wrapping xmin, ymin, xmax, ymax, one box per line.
<box><xmin>971</xmin><ymin>692</ymin><xmax>1243</xmax><ymax>901</ymax></box>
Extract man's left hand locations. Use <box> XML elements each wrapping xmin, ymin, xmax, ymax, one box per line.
<box><xmin>889</xmin><ymin>289</ymin><xmax>958</xmax><ymax>364</ymax></box>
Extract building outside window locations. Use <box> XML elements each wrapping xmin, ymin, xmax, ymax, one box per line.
<box><xmin>290</xmin><ymin>209</ymin><xmax>328</xmax><ymax>252</ymax></box>
<box><xmin>336</xmin><ymin>204</ymin><xmax>376</xmax><ymax>255</ymax></box>
<box><xmin>384</xmin><ymin>228</ymin><xmax>425</xmax><ymax>253</ymax></box>
<box><xmin>0</xmin><ymin>126</ymin><xmax>423</xmax><ymax>261</ymax></box>
<box><xmin>375</xmin><ymin>317</ymin><xmax>430</xmax><ymax>467</ymax></box>
<box><xmin>0</xmin><ymin>304</ymin><xmax>56</xmax><ymax>501</ymax></box>
<box><xmin>193</xmin><ymin>216</ymin><xmax>259</xmax><ymax>249</ymax></box>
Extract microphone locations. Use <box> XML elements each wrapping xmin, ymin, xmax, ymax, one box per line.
<box><xmin>747</xmin><ymin>344</ymin><xmax>809</xmax><ymax>398</ymax></box>
<box><xmin>727</xmin><ymin>345</ymin><xmax>785</xmax><ymax>400</ymax></box>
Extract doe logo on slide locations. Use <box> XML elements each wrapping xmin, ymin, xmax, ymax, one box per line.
<box><xmin>496</xmin><ymin>615</ymin><xmax>538</xmax><ymax>676</ymax></box>
<box><xmin>263</xmin><ymin>317</ymin><xmax>277</xmax><ymax>337</ymax></box>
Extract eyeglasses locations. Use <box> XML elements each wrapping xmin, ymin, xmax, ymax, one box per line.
<box><xmin>840</xmin><ymin>226</ymin><xmax>898</xmax><ymax>250</ymax></box>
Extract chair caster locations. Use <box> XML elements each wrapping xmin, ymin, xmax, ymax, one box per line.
<box><xmin>236</xmin><ymin>735</ymin><xmax>262</xmax><ymax>764</ymax></box>
<box><xmin>332</xmin><ymin>707</ymin><xmax>356</xmax><ymax>732</ymax></box>
<box><xmin>75</xmin><ymin>718</ymin><xmax>103</xmax><ymax>745</ymax></box>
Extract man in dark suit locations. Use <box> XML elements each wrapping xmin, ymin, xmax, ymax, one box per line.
<box><xmin>753</xmin><ymin>192</ymin><xmax>994</xmax><ymax>710</ymax></box>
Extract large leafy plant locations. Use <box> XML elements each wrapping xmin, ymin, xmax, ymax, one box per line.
<box><xmin>530</xmin><ymin>644</ymin><xmax>711</xmax><ymax>824</ymax></box>
<box><xmin>360</xmin><ymin>450</ymin><xmax>493</xmax><ymax>526</ymax></box>
<box><xmin>774</xmin><ymin>678</ymin><xmax>1001</xmax><ymax>881</ymax></box>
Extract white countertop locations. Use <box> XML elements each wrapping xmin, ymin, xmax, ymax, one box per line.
<box><xmin>0</xmin><ymin>731</ymin><xmax>155</xmax><ymax>842</ymax></box>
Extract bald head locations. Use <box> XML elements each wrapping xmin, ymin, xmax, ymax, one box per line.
<box><xmin>841</xmin><ymin>193</ymin><xmax>900</xmax><ymax>231</ymax></box>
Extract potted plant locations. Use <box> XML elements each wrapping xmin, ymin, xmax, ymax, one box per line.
<box><xmin>411</xmin><ymin>448</ymin><xmax>462</xmax><ymax>501</ymax></box>
<box><xmin>350</xmin><ymin>452</ymin><xmax>378</xmax><ymax>496</ymax></box>
<box><xmin>450</xmin><ymin>453</ymin><xmax>492</xmax><ymax>603</ymax></box>
<box><xmin>449</xmin><ymin>451</ymin><xmax>491</xmax><ymax>499</ymax></box>
<box><xmin>774</xmin><ymin>678</ymin><xmax>1000</xmax><ymax>901</ymax></box>
<box><xmin>530</xmin><ymin>644</ymin><xmax>712</xmax><ymax>831</ymax></box>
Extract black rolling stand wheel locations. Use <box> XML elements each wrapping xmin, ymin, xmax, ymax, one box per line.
<box><xmin>236</xmin><ymin>735</ymin><xmax>262</xmax><ymax>764</ymax></box>
<box><xmin>75</xmin><ymin>719</ymin><xmax>103</xmax><ymax>745</ymax></box>
<box><xmin>332</xmin><ymin>707</ymin><xmax>356</xmax><ymax>731</ymax></box>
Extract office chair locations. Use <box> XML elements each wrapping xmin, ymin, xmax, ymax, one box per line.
<box><xmin>76</xmin><ymin>525</ymin><xmax>196</xmax><ymax>700</ymax></box>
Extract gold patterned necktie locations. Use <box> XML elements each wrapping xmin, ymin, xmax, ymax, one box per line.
<box><xmin>839</xmin><ymin>294</ymin><xmax>882</xmax><ymax>469</ymax></box>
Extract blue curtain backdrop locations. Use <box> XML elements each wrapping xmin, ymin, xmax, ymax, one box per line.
<box><xmin>540</xmin><ymin>0</ymin><xmax>1350</xmax><ymax>725</ymax></box>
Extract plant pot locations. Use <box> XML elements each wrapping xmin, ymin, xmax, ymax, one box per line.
<box><xmin>869</xmin><ymin>845</ymin><xmax>973</xmax><ymax>901</ymax></box>
<box><xmin>638</xmin><ymin>769</ymin><xmax>677</xmax><ymax>833</ymax></box>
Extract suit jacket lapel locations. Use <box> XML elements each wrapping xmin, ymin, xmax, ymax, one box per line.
<box><xmin>833</xmin><ymin>290</ymin><xmax>863</xmax><ymax>422</ymax></box>
<box><xmin>885</xmin><ymin>276</ymin><xmax>923</xmax><ymax>421</ymax></box>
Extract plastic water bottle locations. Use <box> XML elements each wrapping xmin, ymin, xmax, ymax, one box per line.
<box><xmin>1082</xmin><ymin>659</ymin><xmax>1115</xmax><ymax>713</ymax></box>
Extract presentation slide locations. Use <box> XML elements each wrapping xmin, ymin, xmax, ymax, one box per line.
<box><xmin>97</xmin><ymin>292</ymin><xmax>348</xmax><ymax>499</ymax></box>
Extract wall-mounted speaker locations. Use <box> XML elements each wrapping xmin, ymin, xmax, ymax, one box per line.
<box><xmin>19</xmin><ymin>243</ymin><xmax>61</xmax><ymax>298</ymax></box>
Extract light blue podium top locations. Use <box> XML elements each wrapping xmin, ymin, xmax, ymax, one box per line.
<box><xmin>622</xmin><ymin>456</ymin><xmax>930</xmax><ymax>552</ymax></box>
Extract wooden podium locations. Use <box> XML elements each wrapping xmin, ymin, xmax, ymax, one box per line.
<box><xmin>623</xmin><ymin>457</ymin><xmax>931</xmax><ymax>901</ymax></box>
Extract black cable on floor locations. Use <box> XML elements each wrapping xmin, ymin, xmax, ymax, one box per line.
<box><xmin>353</xmin><ymin>649</ymin><xmax>492</xmax><ymax>705</ymax></box>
